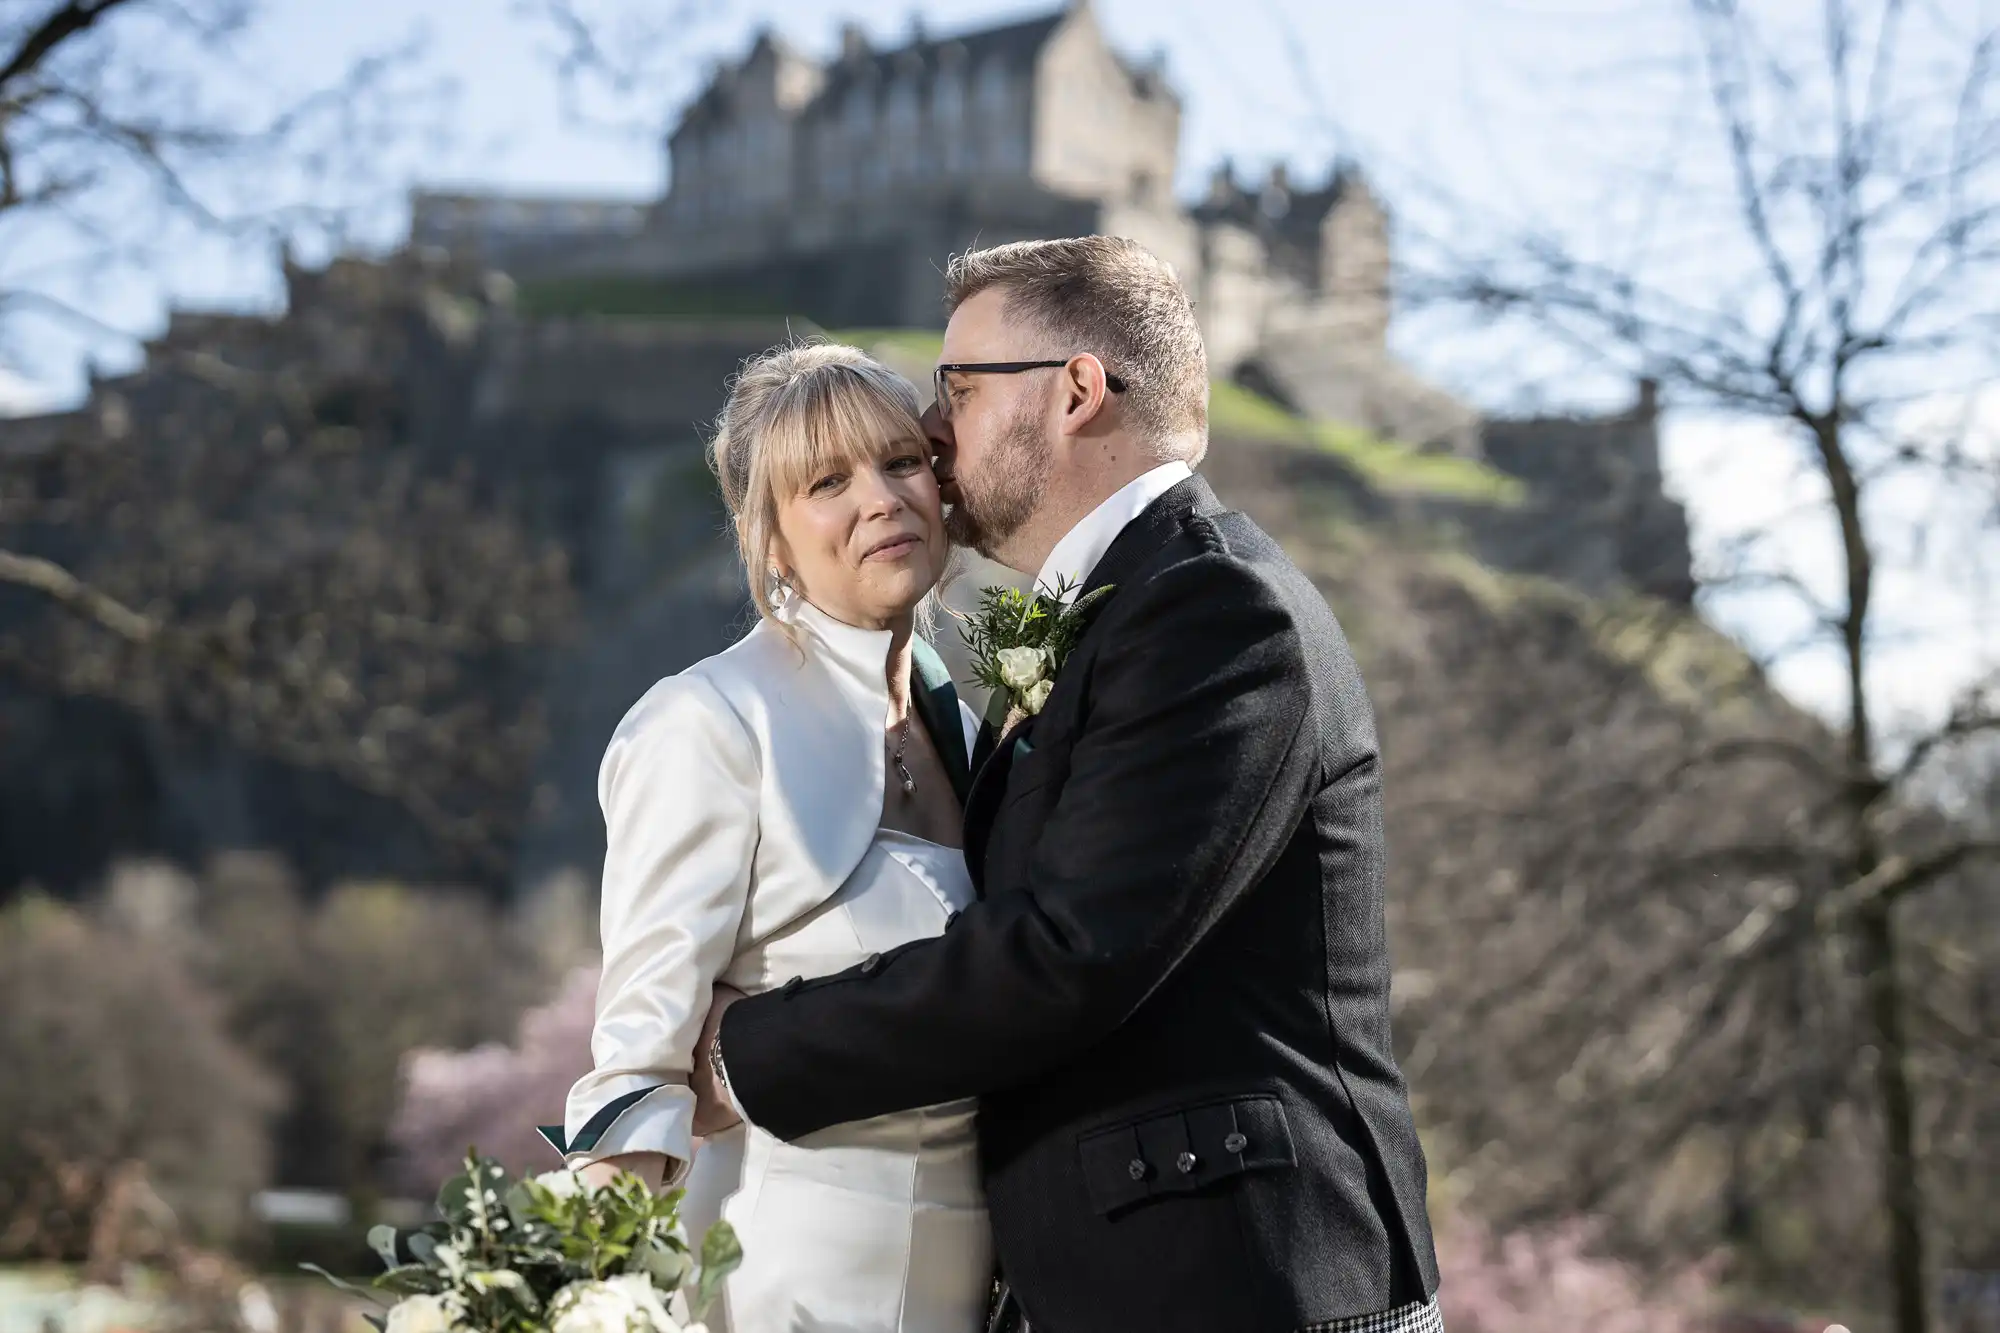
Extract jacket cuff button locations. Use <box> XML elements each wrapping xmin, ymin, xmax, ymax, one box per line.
<box><xmin>1223</xmin><ymin>1132</ymin><xmax>1248</xmax><ymax>1154</ymax></box>
<box><xmin>859</xmin><ymin>953</ymin><xmax>883</xmax><ymax>974</ymax></box>
<box><xmin>1175</xmin><ymin>1151</ymin><xmax>1199</xmax><ymax>1174</ymax></box>
<box><xmin>1126</xmin><ymin>1158</ymin><xmax>1148</xmax><ymax>1181</ymax></box>
<box><xmin>782</xmin><ymin>975</ymin><xmax>804</xmax><ymax>996</ymax></box>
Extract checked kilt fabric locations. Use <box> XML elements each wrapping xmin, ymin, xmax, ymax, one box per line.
<box><xmin>991</xmin><ymin>1287</ymin><xmax>1443</xmax><ymax>1332</ymax></box>
<box><xmin>1301</xmin><ymin>1296</ymin><xmax>1446</xmax><ymax>1333</ymax></box>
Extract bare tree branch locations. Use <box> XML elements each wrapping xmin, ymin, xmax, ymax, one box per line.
<box><xmin>0</xmin><ymin>1</ymin><xmax>137</xmax><ymax>91</ymax></box>
<box><xmin>0</xmin><ymin>547</ymin><xmax>154</xmax><ymax>641</ymax></box>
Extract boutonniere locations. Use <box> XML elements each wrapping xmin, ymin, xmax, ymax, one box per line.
<box><xmin>960</xmin><ymin>576</ymin><xmax>1114</xmax><ymax>731</ymax></box>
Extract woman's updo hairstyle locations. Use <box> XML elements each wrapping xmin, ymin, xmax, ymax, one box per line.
<box><xmin>708</xmin><ymin>341</ymin><xmax>929</xmax><ymax>630</ymax></box>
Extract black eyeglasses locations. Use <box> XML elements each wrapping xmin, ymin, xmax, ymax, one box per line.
<box><xmin>933</xmin><ymin>359</ymin><xmax>1127</xmax><ymax>420</ymax></box>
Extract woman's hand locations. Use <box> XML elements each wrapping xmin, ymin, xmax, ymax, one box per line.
<box><xmin>573</xmin><ymin>1151</ymin><xmax>675</xmax><ymax>1193</ymax></box>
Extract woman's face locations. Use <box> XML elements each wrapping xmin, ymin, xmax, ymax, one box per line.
<box><xmin>771</xmin><ymin>426</ymin><xmax>947</xmax><ymax>631</ymax></box>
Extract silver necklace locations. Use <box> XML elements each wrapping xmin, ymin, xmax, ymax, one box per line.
<box><xmin>893</xmin><ymin>715</ymin><xmax>916</xmax><ymax>795</ymax></box>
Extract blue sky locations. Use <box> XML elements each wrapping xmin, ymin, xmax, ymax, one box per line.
<box><xmin>3</xmin><ymin>0</ymin><xmax>1993</xmax><ymax>741</ymax></box>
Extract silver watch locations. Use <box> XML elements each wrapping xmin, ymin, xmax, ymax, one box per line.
<box><xmin>706</xmin><ymin>1034</ymin><xmax>731</xmax><ymax>1098</ymax></box>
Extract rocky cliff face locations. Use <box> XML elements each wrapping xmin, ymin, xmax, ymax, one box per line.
<box><xmin>0</xmin><ymin>254</ymin><xmax>1699</xmax><ymax>897</ymax></box>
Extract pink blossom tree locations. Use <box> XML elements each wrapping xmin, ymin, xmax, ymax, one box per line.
<box><xmin>1435</xmin><ymin>1205</ymin><xmax>1722</xmax><ymax>1333</ymax></box>
<box><xmin>387</xmin><ymin>965</ymin><xmax>598</xmax><ymax>1192</ymax></box>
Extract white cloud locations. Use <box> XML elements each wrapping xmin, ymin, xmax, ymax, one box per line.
<box><xmin>1661</xmin><ymin>388</ymin><xmax>2000</xmax><ymax>749</ymax></box>
<box><xmin>0</xmin><ymin>367</ymin><xmax>59</xmax><ymax>418</ymax></box>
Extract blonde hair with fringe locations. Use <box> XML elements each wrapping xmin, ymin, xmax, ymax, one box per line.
<box><xmin>709</xmin><ymin>341</ymin><xmax>935</xmax><ymax>635</ymax></box>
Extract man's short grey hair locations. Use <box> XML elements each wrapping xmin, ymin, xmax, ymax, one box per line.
<box><xmin>943</xmin><ymin>236</ymin><xmax>1208</xmax><ymax>462</ymax></box>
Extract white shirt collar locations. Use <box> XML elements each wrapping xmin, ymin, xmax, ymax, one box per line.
<box><xmin>1034</xmin><ymin>461</ymin><xmax>1193</xmax><ymax>600</ymax></box>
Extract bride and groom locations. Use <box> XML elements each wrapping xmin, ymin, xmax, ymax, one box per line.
<box><xmin>543</xmin><ymin>237</ymin><xmax>1442</xmax><ymax>1333</ymax></box>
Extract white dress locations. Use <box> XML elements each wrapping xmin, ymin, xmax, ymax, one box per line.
<box><xmin>673</xmin><ymin>827</ymin><xmax>991</xmax><ymax>1333</ymax></box>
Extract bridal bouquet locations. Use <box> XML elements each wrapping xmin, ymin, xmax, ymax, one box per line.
<box><xmin>306</xmin><ymin>1152</ymin><xmax>741</xmax><ymax>1333</ymax></box>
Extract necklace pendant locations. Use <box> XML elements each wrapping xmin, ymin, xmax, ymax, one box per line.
<box><xmin>893</xmin><ymin>715</ymin><xmax>915</xmax><ymax>796</ymax></box>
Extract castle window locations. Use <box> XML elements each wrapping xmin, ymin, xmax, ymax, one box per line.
<box><xmin>935</xmin><ymin>66</ymin><xmax>965</xmax><ymax>173</ymax></box>
<box><xmin>885</xmin><ymin>79</ymin><xmax>920</xmax><ymax>178</ymax></box>
<box><xmin>822</xmin><ymin>122</ymin><xmax>852</xmax><ymax>196</ymax></box>
<box><xmin>974</xmin><ymin>60</ymin><xmax>1013</xmax><ymax>170</ymax></box>
<box><xmin>674</xmin><ymin>136</ymin><xmax>702</xmax><ymax>197</ymax></box>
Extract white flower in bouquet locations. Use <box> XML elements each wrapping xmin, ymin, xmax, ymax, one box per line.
<box><xmin>383</xmin><ymin>1293</ymin><xmax>456</xmax><ymax>1333</ymax></box>
<box><xmin>430</xmin><ymin>1240</ymin><xmax>467</xmax><ymax>1280</ymax></box>
<box><xmin>236</xmin><ymin>1281</ymin><xmax>279</xmax><ymax>1333</ymax></box>
<box><xmin>531</xmin><ymin>1169</ymin><xmax>587</xmax><ymax>1200</ymax></box>
<box><xmin>1021</xmin><ymin>678</ymin><xmax>1054</xmax><ymax>715</ymax></box>
<box><xmin>548</xmin><ymin>1273</ymin><xmax>677</xmax><ymax>1333</ymax></box>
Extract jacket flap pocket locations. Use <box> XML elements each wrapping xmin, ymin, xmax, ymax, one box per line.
<box><xmin>1076</xmin><ymin>1093</ymin><xmax>1297</xmax><ymax>1217</ymax></box>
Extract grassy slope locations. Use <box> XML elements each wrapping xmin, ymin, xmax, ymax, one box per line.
<box><xmin>1207</xmin><ymin>382</ymin><xmax>1525</xmax><ymax>506</ymax></box>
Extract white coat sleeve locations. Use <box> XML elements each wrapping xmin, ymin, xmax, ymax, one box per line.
<box><xmin>559</xmin><ymin>672</ymin><xmax>759</xmax><ymax>1183</ymax></box>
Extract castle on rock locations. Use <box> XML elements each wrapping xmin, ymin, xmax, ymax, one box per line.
<box><xmin>411</xmin><ymin>2</ymin><xmax>1476</xmax><ymax>451</ymax></box>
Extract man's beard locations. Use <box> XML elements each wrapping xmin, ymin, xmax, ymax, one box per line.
<box><xmin>944</xmin><ymin>396</ymin><xmax>1050</xmax><ymax>562</ymax></box>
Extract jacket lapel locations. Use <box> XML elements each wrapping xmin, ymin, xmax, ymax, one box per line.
<box><xmin>910</xmin><ymin>637</ymin><xmax>972</xmax><ymax>805</ymax></box>
<box><xmin>962</xmin><ymin>714</ymin><xmax>1034</xmax><ymax>896</ymax></box>
<box><xmin>957</xmin><ymin>474</ymin><xmax>1215</xmax><ymax>895</ymax></box>
<box><xmin>969</xmin><ymin>714</ymin><xmax>1007</xmax><ymax>773</ymax></box>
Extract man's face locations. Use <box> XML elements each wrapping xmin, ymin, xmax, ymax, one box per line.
<box><xmin>933</xmin><ymin>288</ymin><xmax>1053</xmax><ymax>563</ymax></box>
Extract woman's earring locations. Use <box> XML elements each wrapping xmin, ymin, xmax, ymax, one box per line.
<box><xmin>769</xmin><ymin>568</ymin><xmax>791</xmax><ymax>603</ymax></box>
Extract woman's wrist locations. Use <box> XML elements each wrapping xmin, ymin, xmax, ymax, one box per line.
<box><xmin>574</xmin><ymin>1151</ymin><xmax>676</xmax><ymax>1191</ymax></box>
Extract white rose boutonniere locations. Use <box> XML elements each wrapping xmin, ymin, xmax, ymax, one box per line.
<box><xmin>995</xmin><ymin>646</ymin><xmax>1048</xmax><ymax>691</ymax></box>
<box><xmin>960</xmin><ymin>576</ymin><xmax>1114</xmax><ymax>731</ymax></box>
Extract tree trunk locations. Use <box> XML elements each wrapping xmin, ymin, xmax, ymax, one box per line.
<box><xmin>1857</xmin><ymin>900</ymin><xmax>1930</xmax><ymax>1333</ymax></box>
<box><xmin>1816</xmin><ymin>408</ymin><xmax>1930</xmax><ymax>1333</ymax></box>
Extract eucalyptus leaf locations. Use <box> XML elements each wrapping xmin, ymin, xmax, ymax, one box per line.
<box><xmin>375</xmin><ymin>1263</ymin><xmax>440</xmax><ymax>1296</ymax></box>
<box><xmin>503</xmin><ymin>1180</ymin><xmax>539</xmax><ymax>1228</ymax></box>
<box><xmin>635</xmin><ymin>1238</ymin><xmax>692</xmax><ymax>1289</ymax></box>
<box><xmin>436</xmin><ymin>1169</ymin><xmax>475</xmax><ymax>1223</ymax></box>
<box><xmin>693</xmin><ymin>1220</ymin><xmax>744</xmax><ymax>1319</ymax></box>
<box><xmin>366</xmin><ymin>1224</ymin><xmax>401</xmax><ymax>1271</ymax></box>
<box><xmin>296</xmin><ymin>1264</ymin><xmax>390</xmax><ymax>1307</ymax></box>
